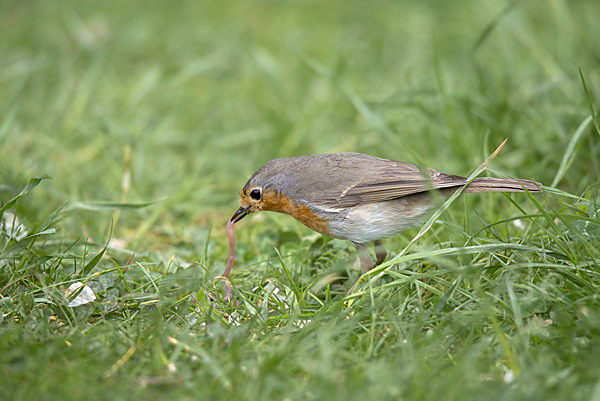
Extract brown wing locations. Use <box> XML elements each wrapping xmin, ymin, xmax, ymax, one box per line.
<box><xmin>329</xmin><ymin>175</ymin><xmax>466</xmax><ymax>207</ymax></box>
<box><xmin>312</xmin><ymin>153</ymin><xmax>468</xmax><ymax>208</ymax></box>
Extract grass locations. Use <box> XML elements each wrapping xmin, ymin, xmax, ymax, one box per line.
<box><xmin>1</xmin><ymin>0</ymin><xmax>600</xmax><ymax>400</ymax></box>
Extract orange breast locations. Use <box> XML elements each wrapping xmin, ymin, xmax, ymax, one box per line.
<box><xmin>260</xmin><ymin>190</ymin><xmax>332</xmax><ymax>236</ymax></box>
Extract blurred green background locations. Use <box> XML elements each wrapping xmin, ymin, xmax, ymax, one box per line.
<box><xmin>2</xmin><ymin>0</ymin><xmax>597</xmax><ymax>240</ymax></box>
<box><xmin>1</xmin><ymin>1</ymin><xmax>600</xmax><ymax>400</ymax></box>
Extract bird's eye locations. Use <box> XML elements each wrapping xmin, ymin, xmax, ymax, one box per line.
<box><xmin>250</xmin><ymin>189</ymin><xmax>261</xmax><ymax>200</ymax></box>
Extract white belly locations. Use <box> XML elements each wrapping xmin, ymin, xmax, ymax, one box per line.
<box><xmin>327</xmin><ymin>194</ymin><xmax>435</xmax><ymax>244</ymax></box>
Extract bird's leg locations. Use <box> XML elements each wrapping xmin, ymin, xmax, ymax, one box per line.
<box><xmin>373</xmin><ymin>240</ymin><xmax>387</xmax><ymax>266</ymax></box>
<box><xmin>352</xmin><ymin>242</ymin><xmax>374</xmax><ymax>274</ymax></box>
<box><xmin>346</xmin><ymin>242</ymin><xmax>375</xmax><ymax>295</ymax></box>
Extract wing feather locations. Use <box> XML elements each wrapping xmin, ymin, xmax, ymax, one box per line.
<box><xmin>315</xmin><ymin>156</ymin><xmax>468</xmax><ymax>208</ymax></box>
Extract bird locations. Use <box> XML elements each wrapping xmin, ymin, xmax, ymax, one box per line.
<box><xmin>226</xmin><ymin>152</ymin><xmax>541</xmax><ymax>282</ymax></box>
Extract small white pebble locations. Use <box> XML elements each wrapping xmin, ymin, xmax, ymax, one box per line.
<box><xmin>65</xmin><ymin>282</ymin><xmax>96</xmax><ymax>307</ymax></box>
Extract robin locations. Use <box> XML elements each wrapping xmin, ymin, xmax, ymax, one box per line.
<box><xmin>224</xmin><ymin>152</ymin><xmax>540</xmax><ymax>286</ymax></box>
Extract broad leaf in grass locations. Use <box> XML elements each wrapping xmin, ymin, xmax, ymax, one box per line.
<box><xmin>569</xmin><ymin>197</ymin><xmax>600</xmax><ymax>243</ymax></box>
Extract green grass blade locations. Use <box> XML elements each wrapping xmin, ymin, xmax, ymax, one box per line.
<box><xmin>579</xmin><ymin>67</ymin><xmax>600</xmax><ymax>136</ymax></box>
<box><xmin>80</xmin><ymin>222</ymin><xmax>113</xmax><ymax>277</ymax></box>
<box><xmin>0</xmin><ymin>175</ymin><xmax>53</xmax><ymax>219</ymax></box>
<box><xmin>551</xmin><ymin>115</ymin><xmax>592</xmax><ymax>187</ymax></box>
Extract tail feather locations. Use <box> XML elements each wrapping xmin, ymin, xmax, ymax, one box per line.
<box><xmin>463</xmin><ymin>177</ymin><xmax>542</xmax><ymax>193</ymax></box>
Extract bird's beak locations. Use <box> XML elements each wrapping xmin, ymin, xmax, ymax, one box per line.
<box><xmin>229</xmin><ymin>206</ymin><xmax>251</xmax><ymax>224</ymax></box>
